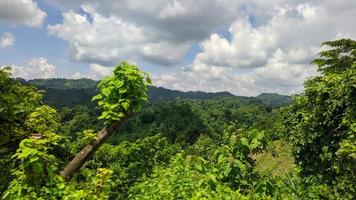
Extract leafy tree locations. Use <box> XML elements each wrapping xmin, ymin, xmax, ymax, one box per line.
<box><xmin>82</xmin><ymin>134</ymin><xmax>179</xmax><ymax>199</ymax></box>
<box><xmin>3</xmin><ymin>39</ymin><xmax>355</xmax><ymax>199</ymax></box>
<box><xmin>0</xmin><ymin>67</ymin><xmax>43</xmax><ymax>193</ymax></box>
<box><xmin>284</xmin><ymin>39</ymin><xmax>356</xmax><ymax>197</ymax></box>
<box><xmin>92</xmin><ymin>61</ymin><xmax>151</xmax><ymax>123</ymax></box>
<box><xmin>2</xmin><ymin>106</ymin><xmax>64</xmax><ymax>199</ymax></box>
<box><xmin>0</xmin><ymin>67</ymin><xmax>43</xmax><ymax>146</ymax></box>
<box><xmin>60</xmin><ymin>61</ymin><xmax>151</xmax><ymax>179</ymax></box>
<box><xmin>128</xmin><ymin>124</ymin><xmax>271</xmax><ymax>199</ymax></box>
<box><xmin>2</xmin><ymin>62</ymin><xmax>152</xmax><ymax>199</ymax></box>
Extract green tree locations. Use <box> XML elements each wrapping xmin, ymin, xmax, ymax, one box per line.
<box><xmin>128</xmin><ymin>124</ymin><xmax>271</xmax><ymax>199</ymax></box>
<box><xmin>2</xmin><ymin>62</ymin><xmax>151</xmax><ymax>199</ymax></box>
<box><xmin>60</xmin><ymin>61</ymin><xmax>151</xmax><ymax>180</ymax></box>
<box><xmin>0</xmin><ymin>67</ymin><xmax>43</xmax><ymax>145</ymax></box>
<box><xmin>284</xmin><ymin>39</ymin><xmax>355</xmax><ymax>197</ymax></box>
<box><xmin>2</xmin><ymin>106</ymin><xmax>65</xmax><ymax>199</ymax></box>
<box><xmin>0</xmin><ymin>67</ymin><xmax>43</xmax><ymax>193</ymax></box>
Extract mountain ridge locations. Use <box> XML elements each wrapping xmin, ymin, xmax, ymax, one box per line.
<box><xmin>17</xmin><ymin>78</ymin><xmax>291</xmax><ymax>108</ymax></box>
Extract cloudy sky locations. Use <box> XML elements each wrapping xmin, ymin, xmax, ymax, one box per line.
<box><xmin>0</xmin><ymin>0</ymin><xmax>355</xmax><ymax>96</ymax></box>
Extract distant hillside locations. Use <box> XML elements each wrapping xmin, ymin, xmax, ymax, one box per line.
<box><xmin>148</xmin><ymin>86</ymin><xmax>234</xmax><ymax>102</ymax></box>
<box><xmin>256</xmin><ymin>93</ymin><xmax>292</xmax><ymax>108</ymax></box>
<box><xmin>24</xmin><ymin>78</ymin><xmax>98</xmax><ymax>89</ymax></box>
<box><xmin>19</xmin><ymin>78</ymin><xmax>235</xmax><ymax>108</ymax></box>
<box><xmin>18</xmin><ymin>78</ymin><xmax>291</xmax><ymax>108</ymax></box>
<box><xmin>17</xmin><ymin>78</ymin><xmax>98</xmax><ymax>108</ymax></box>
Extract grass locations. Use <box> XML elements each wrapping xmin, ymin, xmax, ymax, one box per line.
<box><xmin>254</xmin><ymin>140</ymin><xmax>295</xmax><ymax>177</ymax></box>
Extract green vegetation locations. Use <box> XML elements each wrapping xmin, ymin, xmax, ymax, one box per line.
<box><xmin>256</xmin><ymin>93</ymin><xmax>292</xmax><ymax>108</ymax></box>
<box><xmin>0</xmin><ymin>39</ymin><xmax>355</xmax><ymax>199</ymax></box>
<box><xmin>284</xmin><ymin>39</ymin><xmax>356</xmax><ymax>198</ymax></box>
<box><xmin>255</xmin><ymin>140</ymin><xmax>295</xmax><ymax>177</ymax></box>
<box><xmin>20</xmin><ymin>78</ymin><xmax>236</xmax><ymax>108</ymax></box>
<box><xmin>92</xmin><ymin>61</ymin><xmax>151</xmax><ymax>123</ymax></box>
<box><xmin>21</xmin><ymin>76</ymin><xmax>292</xmax><ymax>109</ymax></box>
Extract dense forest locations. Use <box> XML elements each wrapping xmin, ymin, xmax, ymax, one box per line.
<box><xmin>0</xmin><ymin>39</ymin><xmax>355</xmax><ymax>199</ymax></box>
<box><xmin>17</xmin><ymin>78</ymin><xmax>291</xmax><ymax>109</ymax></box>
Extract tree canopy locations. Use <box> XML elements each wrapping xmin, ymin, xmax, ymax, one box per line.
<box><xmin>1</xmin><ymin>39</ymin><xmax>355</xmax><ymax>199</ymax></box>
<box><xmin>285</xmin><ymin>38</ymin><xmax>356</xmax><ymax>197</ymax></box>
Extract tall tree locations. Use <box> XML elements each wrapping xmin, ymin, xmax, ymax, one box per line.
<box><xmin>0</xmin><ymin>67</ymin><xmax>43</xmax><ymax>193</ymax></box>
<box><xmin>60</xmin><ymin>62</ymin><xmax>151</xmax><ymax>180</ymax></box>
<box><xmin>285</xmin><ymin>39</ymin><xmax>355</xmax><ymax>196</ymax></box>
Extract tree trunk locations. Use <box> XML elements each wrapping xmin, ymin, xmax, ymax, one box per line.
<box><xmin>60</xmin><ymin>116</ymin><xmax>130</xmax><ymax>180</ymax></box>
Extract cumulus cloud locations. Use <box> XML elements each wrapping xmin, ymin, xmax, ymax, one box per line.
<box><xmin>5</xmin><ymin>57</ymin><xmax>56</xmax><ymax>79</ymax></box>
<box><xmin>193</xmin><ymin>1</ymin><xmax>355</xmax><ymax>70</ymax></box>
<box><xmin>0</xmin><ymin>32</ymin><xmax>15</xmax><ymax>48</ymax></box>
<box><xmin>70</xmin><ymin>64</ymin><xmax>114</xmax><ymax>80</ymax></box>
<box><xmin>153</xmin><ymin>0</ymin><xmax>356</xmax><ymax>95</ymax></box>
<box><xmin>88</xmin><ymin>63</ymin><xmax>114</xmax><ymax>79</ymax></box>
<box><xmin>47</xmin><ymin>0</ymin><xmax>356</xmax><ymax>95</ymax></box>
<box><xmin>50</xmin><ymin>0</ymin><xmax>239</xmax><ymax>41</ymax></box>
<box><xmin>72</xmin><ymin>72</ymin><xmax>84</xmax><ymax>79</ymax></box>
<box><xmin>47</xmin><ymin>0</ymin><xmax>242</xmax><ymax>66</ymax></box>
<box><xmin>195</xmin><ymin>19</ymin><xmax>274</xmax><ymax>68</ymax></box>
<box><xmin>0</xmin><ymin>0</ymin><xmax>46</xmax><ymax>27</ymax></box>
<box><xmin>152</xmin><ymin>68</ymin><xmax>257</xmax><ymax>96</ymax></box>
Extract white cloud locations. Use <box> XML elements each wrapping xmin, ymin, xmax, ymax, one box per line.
<box><xmin>6</xmin><ymin>57</ymin><xmax>56</xmax><ymax>79</ymax></box>
<box><xmin>70</xmin><ymin>63</ymin><xmax>114</xmax><ymax>80</ymax></box>
<box><xmin>0</xmin><ymin>32</ymin><xmax>15</xmax><ymax>48</ymax></box>
<box><xmin>179</xmin><ymin>0</ymin><xmax>356</xmax><ymax>95</ymax></box>
<box><xmin>253</xmin><ymin>48</ymin><xmax>318</xmax><ymax>87</ymax></box>
<box><xmin>152</xmin><ymin>68</ymin><xmax>257</xmax><ymax>96</ymax></box>
<box><xmin>0</xmin><ymin>0</ymin><xmax>46</xmax><ymax>27</ymax></box>
<box><xmin>47</xmin><ymin>0</ymin><xmax>356</xmax><ymax>95</ymax></box>
<box><xmin>193</xmin><ymin>0</ymin><xmax>355</xmax><ymax>71</ymax></box>
<box><xmin>72</xmin><ymin>72</ymin><xmax>84</xmax><ymax>79</ymax></box>
<box><xmin>50</xmin><ymin>0</ymin><xmax>240</xmax><ymax>42</ymax></box>
<box><xmin>195</xmin><ymin>19</ymin><xmax>275</xmax><ymax>68</ymax></box>
<box><xmin>48</xmin><ymin>8</ymin><xmax>173</xmax><ymax>66</ymax></box>
<box><xmin>87</xmin><ymin>63</ymin><xmax>114</xmax><ymax>80</ymax></box>
<box><xmin>47</xmin><ymin>0</ymin><xmax>242</xmax><ymax>66</ymax></box>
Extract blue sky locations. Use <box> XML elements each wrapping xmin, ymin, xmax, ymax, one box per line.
<box><xmin>0</xmin><ymin>0</ymin><xmax>355</xmax><ymax>96</ymax></box>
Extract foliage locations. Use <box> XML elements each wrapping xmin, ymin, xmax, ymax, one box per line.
<box><xmin>21</xmin><ymin>77</ymin><xmax>293</xmax><ymax>109</ymax></box>
<box><xmin>73</xmin><ymin>129</ymin><xmax>97</xmax><ymax>152</ymax></box>
<box><xmin>92</xmin><ymin>62</ymin><xmax>151</xmax><ymax>124</ymax></box>
<box><xmin>113</xmin><ymin>97</ymin><xmax>277</xmax><ymax>145</ymax></box>
<box><xmin>147</xmin><ymin>86</ymin><xmax>234</xmax><ymax>102</ymax></box>
<box><xmin>2</xmin><ymin>39</ymin><xmax>355</xmax><ymax>199</ymax></box>
<box><xmin>254</xmin><ymin>140</ymin><xmax>295</xmax><ymax>177</ymax></box>
<box><xmin>23</xmin><ymin>78</ymin><xmax>98</xmax><ymax>89</ymax></box>
<box><xmin>74</xmin><ymin>134</ymin><xmax>180</xmax><ymax>199</ymax></box>
<box><xmin>63</xmin><ymin>168</ymin><xmax>114</xmax><ymax>200</ymax></box>
<box><xmin>0</xmin><ymin>67</ymin><xmax>43</xmax><ymax>145</ymax></box>
<box><xmin>111</xmin><ymin>101</ymin><xmax>209</xmax><ymax>145</ymax></box>
<box><xmin>1</xmin><ymin>99</ymin><xmax>117</xmax><ymax>199</ymax></box>
<box><xmin>43</xmin><ymin>87</ymin><xmax>97</xmax><ymax>108</ymax></box>
<box><xmin>0</xmin><ymin>67</ymin><xmax>43</xmax><ymax>192</ymax></box>
<box><xmin>54</xmin><ymin>106</ymin><xmax>101</xmax><ymax>159</ymax></box>
<box><xmin>128</xmin><ymin>124</ymin><xmax>271</xmax><ymax>199</ymax></box>
<box><xmin>255</xmin><ymin>93</ymin><xmax>292</xmax><ymax>108</ymax></box>
<box><xmin>284</xmin><ymin>38</ymin><xmax>356</xmax><ymax>197</ymax></box>
<box><xmin>2</xmin><ymin>105</ymin><xmax>64</xmax><ymax>199</ymax></box>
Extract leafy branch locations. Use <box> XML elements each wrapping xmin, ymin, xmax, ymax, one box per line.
<box><xmin>60</xmin><ymin>62</ymin><xmax>151</xmax><ymax>180</ymax></box>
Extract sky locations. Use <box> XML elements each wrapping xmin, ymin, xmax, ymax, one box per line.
<box><xmin>0</xmin><ymin>0</ymin><xmax>355</xmax><ymax>96</ymax></box>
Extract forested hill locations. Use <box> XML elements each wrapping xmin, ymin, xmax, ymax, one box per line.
<box><xmin>256</xmin><ymin>93</ymin><xmax>292</xmax><ymax>108</ymax></box>
<box><xmin>2</xmin><ymin>38</ymin><xmax>354</xmax><ymax>200</ymax></box>
<box><xmin>17</xmin><ymin>78</ymin><xmax>291</xmax><ymax>108</ymax></box>
<box><xmin>147</xmin><ymin>86</ymin><xmax>234</xmax><ymax>102</ymax></box>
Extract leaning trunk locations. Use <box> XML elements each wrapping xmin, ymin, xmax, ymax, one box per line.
<box><xmin>60</xmin><ymin>116</ymin><xmax>129</xmax><ymax>180</ymax></box>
